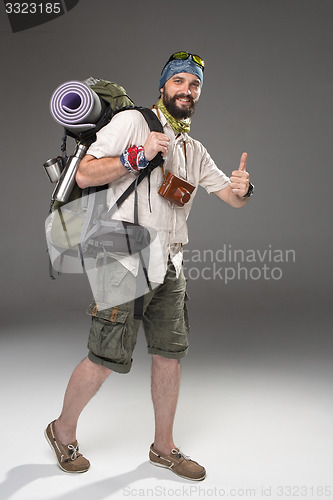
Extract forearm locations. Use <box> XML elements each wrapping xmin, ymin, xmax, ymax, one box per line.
<box><xmin>75</xmin><ymin>154</ymin><xmax>129</xmax><ymax>189</ymax></box>
<box><xmin>214</xmin><ymin>185</ymin><xmax>250</xmax><ymax>208</ymax></box>
<box><xmin>228</xmin><ymin>189</ymin><xmax>250</xmax><ymax>208</ymax></box>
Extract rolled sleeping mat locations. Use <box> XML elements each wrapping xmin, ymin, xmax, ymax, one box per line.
<box><xmin>50</xmin><ymin>80</ymin><xmax>103</xmax><ymax>133</ymax></box>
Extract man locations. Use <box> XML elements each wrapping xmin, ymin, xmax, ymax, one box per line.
<box><xmin>45</xmin><ymin>51</ymin><xmax>253</xmax><ymax>481</ymax></box>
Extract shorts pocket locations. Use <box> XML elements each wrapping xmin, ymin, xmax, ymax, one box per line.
<box><xmin>86</xmin><ymin>303</ymin><xmax>130</xmax><ymax>363</ymax></box>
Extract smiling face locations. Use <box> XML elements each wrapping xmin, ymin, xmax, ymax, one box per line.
<box><xmin>160</xmin><ymin>72</ymin><xmax>201</xmax><ymax>119</ymax></box>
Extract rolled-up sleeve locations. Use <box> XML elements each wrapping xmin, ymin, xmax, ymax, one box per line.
<box><xmin>198</xmin><ymin>144</ymin><xmax>230</xmax><ymax>193</ymax></box>
<box><xmin>87</xmin><ymin>110</ymin><xmax>146</xmax><ymax>159</ymax></box>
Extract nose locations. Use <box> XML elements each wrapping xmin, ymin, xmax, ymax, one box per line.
<box><xmin>178</xmin><ymin>81</ymin><xmax>191</xmax><ymax>95</ymax></box>
<box><xmin>184</xmin><ymin>84</ymin><xmax>191</xmax><ymax>95</ymax></box>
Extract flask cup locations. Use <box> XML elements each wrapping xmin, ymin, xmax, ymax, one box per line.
<box><xmin>43</xmin><ymin>157</ymin><xmax>63</xmax><ymax>183</ymax></box>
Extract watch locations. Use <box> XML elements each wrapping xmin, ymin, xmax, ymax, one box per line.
<box><xmin>243</xmin><ymin>182</ymin><xmax>254</xmax><ymax>198</ymax></box>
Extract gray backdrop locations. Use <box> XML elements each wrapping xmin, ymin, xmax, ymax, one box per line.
<box><xmin>0</xmin><ymin>1</ymin><xmax>332</xmax><ymax>497</ymax></box>
<box><xmin>1</xmin><ymin>0</ymin><xmax>331</xmax><ymax>350</ymax></box>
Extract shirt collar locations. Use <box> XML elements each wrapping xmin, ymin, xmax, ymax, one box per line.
<box><xmin>152</xmin><ymin>107</ymin><xmax>189</xmax><ymax>141</ymax></box>
<box><xmin>152</xmin><ymin>106</ymin><xmax>167</xmax><ymax>127</ymax></box>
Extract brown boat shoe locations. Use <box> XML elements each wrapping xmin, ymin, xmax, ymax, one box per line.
<box><xmin>45</xmin><ymin>421</ymin><xmax>90</xmax><ymax>473</ymax></box>
<box><xmin>149</xmin><ymin>443</ymin><xmax>206</xmax><ymax>481</ymax></box>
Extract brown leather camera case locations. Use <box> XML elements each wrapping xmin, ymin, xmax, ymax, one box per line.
<box><xmin>158</xmin><ymin>170</ymin><xmax>195</xmax><ymax>207</ymax></box>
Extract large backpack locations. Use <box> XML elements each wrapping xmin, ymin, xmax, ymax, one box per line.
<box><xmin>45</xmin><ymin>78</ymin><xmax>164</xmax><ymax>316</ymax></box>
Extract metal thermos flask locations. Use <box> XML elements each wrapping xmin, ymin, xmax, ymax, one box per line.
<box><xmin>53</xmin><ymin>143</ymin><xmax>88</xmax><ymax>203</ymax></box>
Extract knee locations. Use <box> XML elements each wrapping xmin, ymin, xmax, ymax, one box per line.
<box><xmin>152</xmin><ymin>354</ymin><xmax>180</xmax><ymax>368</ymax></box>
<box><xmin>84</xmin><ymin>356</ymin><xmax>112</xmax><ymax>378</ymax></box>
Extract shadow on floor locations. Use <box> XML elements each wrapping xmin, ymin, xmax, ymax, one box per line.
<box><xmin>0</xmin><ymin>461</ymin><xmax>189</xmax><ymax>500</ymax></box>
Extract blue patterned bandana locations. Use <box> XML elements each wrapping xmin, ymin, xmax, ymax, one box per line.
<box><xmin>159</xmin><ymin>59</ymin><xmax>203</xmax><ymax>91</ymax></box>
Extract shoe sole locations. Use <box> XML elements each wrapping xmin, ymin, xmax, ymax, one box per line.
<box><xmin>44</xmin><ymin>429</ymin><xmax>89</xmax><ymax>474</ymax></box>
<box><xmin>149</xmin><ymin>459</ymin><xmax>206</xmax><ymax>481</ymax></box>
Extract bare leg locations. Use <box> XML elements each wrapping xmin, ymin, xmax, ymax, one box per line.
<box><xmin>151</xmin><ymin>354</ymin><xmax>181</xmax><ymax>455</ymax></box>
<box><xmin>54</xmin><ymin>357</ymin><xmax>111</xmax><ymax>445</ymax></box>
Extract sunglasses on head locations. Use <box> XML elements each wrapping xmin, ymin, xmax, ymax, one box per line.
<box><xmin>162</xmin><ymin>51</ymin><xmax>205</xmax><ymax>73</ymax></box>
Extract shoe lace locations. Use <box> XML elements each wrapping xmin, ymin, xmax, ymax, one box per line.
<box><xmin>171</xmin><ymin>448</ymin><xmax>190</xmax><ymax>460</ymax></box>
<box><xmin>67</xmin><ymin>444</ymin><xmax>80</xmax><ymax>461</ymax></box>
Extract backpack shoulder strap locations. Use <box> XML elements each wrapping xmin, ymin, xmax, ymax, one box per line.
<box><xmin>135</xmin><ymin>107</ymin><xmax>163</xmax><ymax>133</ymax></box>
<box><xmin>135</xmin><ymin>107</ymin><xmax>163</xmax><ymax>168</ymax></box>
<box><xmin>108</xmin><ymin>107</ymin><xmax>164</xmax><ymax>215</ymax></box>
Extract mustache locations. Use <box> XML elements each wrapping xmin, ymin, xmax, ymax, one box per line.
<box><xmin>171</xmin><ymin>93</ymin><xmax>195</xmax><ymax>105</ymax></box>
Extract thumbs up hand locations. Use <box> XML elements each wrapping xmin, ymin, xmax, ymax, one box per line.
<box><xmin>229</xmin><ymin>152</ymin><xmax>250</xmax><ymax>198</ymax></box>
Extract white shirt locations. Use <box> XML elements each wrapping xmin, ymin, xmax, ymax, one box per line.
<box><xmin>87</xmin><ymin>108</ymin><xmax>230</xmax><ymax>283</ymax></box>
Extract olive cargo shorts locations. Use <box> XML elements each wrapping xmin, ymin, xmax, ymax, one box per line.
<box><xmin>86</xmin><ymin>262</ymin><xmax>189</xmax><ymax>373</ymax></box>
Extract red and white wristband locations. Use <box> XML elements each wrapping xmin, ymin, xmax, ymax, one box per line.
<box><xmin>120</xmin><ymin>145</ymin><xmax>149</xmax><ymax>173</ymax></box>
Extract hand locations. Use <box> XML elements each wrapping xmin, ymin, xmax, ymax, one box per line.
<box><xmin>229</xmin><ymin>152</ymin><xmax>250</xmax><ymax>197</ymax></box>
<box><xmin>144</xmin><ymin>132</ymin><xmax>170</xmax><ymax>161</ymax></box>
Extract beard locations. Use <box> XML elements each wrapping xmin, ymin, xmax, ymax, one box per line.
<box><xmin>162</xmin><ymin>89</ymin><xmax>197</xmax><ymax>120</ymax></box>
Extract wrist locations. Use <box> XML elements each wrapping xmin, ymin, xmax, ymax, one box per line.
<box><xmin>242</xmin><ymin>182</ymin><xmax>254</xmax><ymax>198</ymax></box>
<box><xmin>137</xmin><ymin>146</ymin><xmax>149</xmax><ymax>169</ymax></box>
<box><xmin>120</xmin><ymin>145</ymin><xmax>149</xmax><ymax>173</ymax></box>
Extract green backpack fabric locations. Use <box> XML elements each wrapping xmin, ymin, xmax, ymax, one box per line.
<box><xmin>49</xmin><ymin>183</ymin><xmax>90</xmax><ymax>251</ymax></box>
<box><xmin>89</xmin><ymin>77</ymin><xmax>135</xmax><ymax>111</ymax></box>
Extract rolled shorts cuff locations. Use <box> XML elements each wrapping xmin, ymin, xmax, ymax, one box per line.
<box><xmin>147</xmin><ymin>346</ymin><xmax>189</xmax><ymax>359</ymax></box>
<box><xmin>88</xmin><ymin>351</ymin><xmax>133</xmax><ymax>374</ymax></box>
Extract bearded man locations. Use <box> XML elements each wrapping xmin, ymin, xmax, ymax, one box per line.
<box><xmin>45</xmin><ymin>51</ymin><xmax>253</xmax><ymax>481</ymax></box>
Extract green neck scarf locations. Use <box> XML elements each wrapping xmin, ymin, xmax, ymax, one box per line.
<box><xmin>156</xmin><ymin>98</ymin><xmax>191</xmax><ymax>134</ymax></box>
